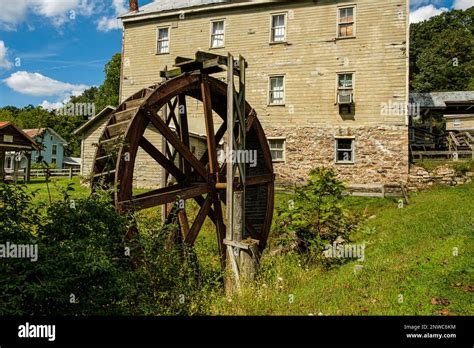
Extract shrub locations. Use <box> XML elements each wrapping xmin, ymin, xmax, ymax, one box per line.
<box><xmin>271</xmin><ymin>168</ymin><xmax>362</xmax><ymax>265</ymax></box>
<box><xmin>0</xmin><ymin>183</ymin><xmax>214</xmax><ymax>315</ymax></box>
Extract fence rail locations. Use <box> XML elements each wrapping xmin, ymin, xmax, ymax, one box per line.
<box><xmin>30</xmin><ymin>168</ymin><xmax>80</xmax><ymax>178</ymax></box>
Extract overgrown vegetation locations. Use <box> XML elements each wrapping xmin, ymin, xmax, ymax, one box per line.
<box><xmin>272</xmin><ymin>168</ymin><xmax>362</xmax><ymax>266</ymax></box>
<box><xmin>1</xmin><ymin>168</ymin><xmax>473</xmax><ymax>316</ymax></box>
<box><xmin>0</xmin><ymin>182</ymin><xmax>211</xmax><ymax>315</ymax></box>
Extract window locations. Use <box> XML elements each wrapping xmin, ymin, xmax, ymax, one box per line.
<box><xmin>337</xmin><ymin>73</ymin><xmax>354</xmax><ymax>103</ymax></box>
<box><xmin>52</xmin><ymin>144</ymin><xmax>57</xmax><ymax>156</ymax></box>
<box><xmin>157</xmin><ymin>27</ymin><xmax>170</xmax><ymax>54</ymax></box>
<box><xmin>338</xmin><ymin>6</ymin><xmax>355</xmax><ymax>38</ymax></box>
<box><xmin>338</xmin><ymin>73</ymin><xmax>353</xmax><ymax>90</ymax></box>
<box><xmin>3</xmin><ymin>135</ymin><xmax>13</xmax><ymax>143</ymax></box>
<box><xmin>210</xmin><ymin>20</ymin><xmax>225</xmax><ymax>48</ymax></box>
<box><xmin>51</xmin><ymin>158</ymin><xmax>57</xmax><ymax>165</ymax></box>
<box><xmin>335</xmin><ymin>138</ymin><xmax>355</xmax><ymax>163</ymax></box>
<box><xmin>271</xmin><ymin>13</ymin><xmax>286</xmax><ymax>43</ymax></box>
<box><xmin>269</xmin><ymin>139</ymin><xmax>285</xmax><ymax>162</ymax></box>
<box><xmin>269</xmin><ymin>75</ymin><xmax>285</xmax><ymax>105</ymax></box>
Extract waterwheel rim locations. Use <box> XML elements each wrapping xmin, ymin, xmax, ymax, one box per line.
<box><xmin>91</xmin><ymin>72</ymin><xmax>274</xmax><ymax>264</ymax></box>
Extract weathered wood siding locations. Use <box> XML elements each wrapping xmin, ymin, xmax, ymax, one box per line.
<box><xmin>120</xmin><ymin>0</ymin><xmax>409</xmax><ymax>184</ymax></box>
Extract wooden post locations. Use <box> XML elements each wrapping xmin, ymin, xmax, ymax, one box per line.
<box><xmin>161</xmin><ymin>66</ymin><xmax>169</xmax><ymax>224</ymax></box>
<box><xmin>25</xmin><ymin>153</ymin><xmax>31</xmax><ymax>183</ymax></box>
<box><xmin>0</xmin><ymin>150</ymin><xmax>5</xmax><ymax>182</ymax></box>
<box><xmin>13</xmin><ymin>152</ymin><xmax>19</xmax><ymax>183</ymax></box>
<box><xmin>69</xmin><ymin>167</ymin><xmax>73</xmax><ymax>179</ymax></box>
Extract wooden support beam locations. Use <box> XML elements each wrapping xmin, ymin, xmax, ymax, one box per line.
<box><xmin>145</xmin><ymin>109</ymin><xmax>208</xmax><ymax>179</ymax></box>
<box><xmin>201</xmin><ymin>76</ymin><xmax>219</xmax><ymax>175</ymax></box>
<box><xmin>184</xmin><ymin>195</ymin><xmax>212</xmax><ymax>245</ymax></box>
<box><xmin>178</xmin><ymin>94</ymin><xmax>191</xmax><ymax>176</ymax></box>
<box><xmin>119</xmin><ymin>184</ymin><xmax>209</xmax><ymax>210</ymax></box>
<box><xmin>139</xmin><ymin>137</ymin><xmax>185</xmax><ymax>182</ymax></box>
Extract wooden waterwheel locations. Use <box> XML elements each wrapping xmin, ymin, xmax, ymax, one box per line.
<box><xmin>90</xmin><ymin>52</ymin><xmax>274</xmax><ymax>269</ymax></box>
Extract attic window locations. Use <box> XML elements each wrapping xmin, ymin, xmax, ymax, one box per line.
<box><xmin>3</xmin><ymin>135</ymin><xmax>13</xmax><ymax>143</ymax></box>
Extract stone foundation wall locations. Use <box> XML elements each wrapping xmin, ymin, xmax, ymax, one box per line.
<box><xmin>408</xmin><ymin>165</ymin><xmax>473</xmax><ymax>191</ymax></box>
<box><xmin>265</xmin><ymin>125</ymin><xmax>409</xmax><ymax>186</ymax></box>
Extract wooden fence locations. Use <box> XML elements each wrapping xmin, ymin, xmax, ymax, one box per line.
<box><xmin>30</xmin><ymin>168</ymin><xmax>80</xmax><ymax>179</ymax></box>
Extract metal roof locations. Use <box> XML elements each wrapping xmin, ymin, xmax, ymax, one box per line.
<box><xmin>410</xmin><ymin>91</ymin><xmax>474</xmax><ymax>108</ymax></box>
<box><xmin>120</xmin><ymin>0</ymin><xmax>231</xmax><ymax>18</ymax></box>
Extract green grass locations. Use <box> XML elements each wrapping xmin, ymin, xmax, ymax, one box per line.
<box><xmin>207</xmin><ymin>183</ymin><xmax>474</xmax><ymax>316</ymax></box>
<box><xmin>15</xmin><ymin>177</ymin><xmax>474</xmax><ymax>316</ymax></box>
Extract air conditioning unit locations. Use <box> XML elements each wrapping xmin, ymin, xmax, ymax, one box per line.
<box><xmin>337</xmin><ymin>91</ymin><xmax>354</xmax><ymax>105</ymax></box>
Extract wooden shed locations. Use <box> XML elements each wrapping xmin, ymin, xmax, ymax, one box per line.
<box><xmin>0</xmin><ymin>121</ymin><xmax>39</xmax><ymax>182</ymax></box>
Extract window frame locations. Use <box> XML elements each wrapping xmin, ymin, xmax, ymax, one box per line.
<box><xmin>336</xmin><ymin>72</ymin><xmax>355</xmax><ymax>103</ymax></box>
<box><xmin>337</xmin><ymin>5</ymin><xmax>356</xmax><ymax>39</ymax></box>
<box><xmin>268</xmin><ymin>137</ymin><xmax>286</xmax><ymax>163</ymax></box>
<box><xmin>270</xmin><ymin>12</ymin><xmax>288</xmax><ymax>44</ymax></box>
<box><xmin>268</xmin><ymin>74</ymin><xmax>286</xmax><ymax>106</ymax></box>
<box><xmin>334</xmin><ymin>137</ymin><xmax>355</xmax><ymax>164</ymax></box>
<box><xmin>210</xmin><ymin>19</ymin><xmax>225</xmax><ymax>49</ymax></box>
<box><xmin>156</xmin><ymin>26</ymin><xmax>171</xmax><ymax>55</ymax></box>
<box><xmin>51</xmin><ymin>144</ymin><xmax>58</xmax><ymax>156</ymax></box>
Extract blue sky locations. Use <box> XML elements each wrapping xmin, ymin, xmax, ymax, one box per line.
<box><xmin>0</xmin><ymin>0</ymin><xmax>472</xmax><ymax>109</ymax></box>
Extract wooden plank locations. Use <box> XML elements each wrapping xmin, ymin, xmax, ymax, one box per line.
<box><xmin>178</xmin><ymin>94</ymin><xmax>191</xmax><ymax>176</ymax></box>
<box><xmin>107</xmin><ymin>120</ymin><xmax>130</xmax><ymax>137</ymax></box>
<box><xmin>145</xmin><ymin>108</ymin><xmax>208</xmax><ymax>179</ymax></box>
<box><xmin>246</xmin><ymin>174</ymin><xmax>274</xmax><ymax>186</ymax></box>
<box><xmin>120</xmin><ymin>184</ymin><xmax>209</xmax><ymax>210</ymax></box>
<box><xmin>200</xmin><ymin>121</ymin><xmax>227</xmax><ymax>165</ymax></box>
<box><xmin>139</xmin><ymin>136</ymin><xmax>185</xmax><ymax>182</ymax></box>
<box><xmin>201</xmin><ymin>77</ymin><xmax>219</xmax><ymax>175</ymax></box>
<box><xmin>184</xmin><ymin>195</ymin><xmax>212</xmax><ymax>245</ymax></box>
<box><xmin>114</xmin><ymin>108</ymin><xmax>138</xmax><ymax>123</ymax></box>
<box><xmin>226</xmin><ymin>53</ymin><xmax>235</xmax><ymax>242</ymax></box>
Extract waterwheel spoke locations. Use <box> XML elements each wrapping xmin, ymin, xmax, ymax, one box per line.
<box><xmin>185</xmin><ymin>195</ymin><xmax>212</xmax><ymax>245</ymax></box>
<box><xmin>199</xmin><ymin>121</ymin><xmax>227</xmax><ymax>166</ymax></box>
<box><xmin>139</xmin><ymin>137</ymin><xmax>185</xmax><ymax>182</ymax></box>
<box><xmin>201</xmin><ymin>77</ymin><xmax>219</xmax><ymax>175</ymax></box>
<box><xmin>178</xmin><ymin>94</ymin><xmax>191</xmax><ymax>176</ymax></box>
<box><xmin>119</xmin><ymin>183</ymin><xmax>209</xmax><ymax>210</ymax></box>
<box><xmin>145</xmin><ymin>109</ymin><xmax>208</xmax><ymax>179</ymax></box>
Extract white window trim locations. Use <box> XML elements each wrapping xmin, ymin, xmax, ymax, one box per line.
<box><xmin>335</xmin><ymin>72</ymin><xmax>355</xmax><ymax>103</ymax></box>
<box><xmin>156</xmin><ymin>26</ymin><xmax>171</xmax><ymax>55</ymax></box>
<box><xmin>268</xmin><ymin>74</ymin><xmax>286</xmax><ymax>106</ymax></box>
<box><xmin>336</xmin><ymin>5</ymin><xmax>356</xmax><ymax>39</ymax></box>
<box><xmin>334</xmin><ymin>137</ymin><xmax>355</xmax><ymax>164</ymax></box>
<box><xmin>269</xmin><ymin>12</ymin><xmax>288</xmax><ymax>44</ymax></box>
<box><xmin>210</xmin><ymin>19</ymin><xmax>225</xmax><ymax>49</ymax></box>
<box><xmin>268</xmin><ymin>137</ymin><xmax>286</xmax><ymax>163</ymax></box>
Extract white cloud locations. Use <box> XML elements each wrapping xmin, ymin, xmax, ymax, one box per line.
<box><xmin>0</xmin><ymin>41</ymin><xmax>13</xmax><ymax>70</ymax></box>
<box><xmin>97</xmin><ymin>16</ymin><xmax>123</xmax><ymax>31</ymax></box>
<box><xmin>3</xmin><ymin>71</ymin><xmax>89</xmax><ymax>97</ymax></box>
<box><xmin>39</xmin><ymin>100</ymin><xmax>65</xmax><ymax>111</ymax></box>
<box><xmin>410</xmin><ymin>5</ymin><xmax>449</xmax><ymax>23</ymax></box>
<box><xmin>0</xmin><ymin>0</ymin><xmax>95</xmax><ymax>29</ymax></box>
<box><xmin>453</xmin><ymin>0</ymin><xmax>474</xmax><ymax>10</ymax></box>
<box><xmin>96</xmin><ymin>0</ymin><xmax>127</xmax><ymax>32</ymax></box>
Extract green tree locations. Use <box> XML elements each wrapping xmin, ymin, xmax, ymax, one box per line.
<box><xmin>95</xmin><ymin>53</ymin><xmax>121</xmax><ymax>111</ymax></box>
<box><xmin>410</xmin><ymin>7</ymin><xmax>474</xmax><ymax>92</ymax></box>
